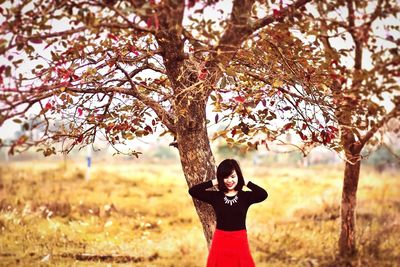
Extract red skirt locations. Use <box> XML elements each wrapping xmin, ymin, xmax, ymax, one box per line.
<box><xmin>207</xmin><ymin>228</ymin><xmax>256</xmax><ymax>267</ymax></box>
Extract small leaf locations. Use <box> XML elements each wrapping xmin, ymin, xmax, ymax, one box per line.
<box><xmin>297</xmin><ymin>131</ymin><xmax>307</xmax><ymax>140</ymax></box>
<box><xmin>226</xmin><ymin>67</ymin><xmax>236</xmax><ymax>76</ymax></box>
<box><xmin>23</xmin><ymin>123</ymin><xmax>29</xmax><ymax>130</ymax></box>
<box><xmin>13</xmin><ymin>59</ymin><xmax>23</xmax><ymax>65</ymax></box>
<box><xmin>283</xmin><ymin>122</ymin><xmax>293</xmax><ymax>131</ymax></box>
<box><xmin>233</xmin><ymin>96</ymin><xmax>245</xmax><ymax>103</ymax></box>
<box><xmin>125</xmin><ymin>133</ymin><xmax>134</xmax><ymax>140</ymax></box>
<box><xmin>321</xmin><ymin>84</ymin><xmax>329</xmax><ymax>92</ymax></box>
<box><xmin>273</xmin><ymin>9</ymin><xmax>281</xmax><ymax>18</ymax></box>
<box><xmin>29</xmin><ymin>37</ymin><xmax>43</xmax><ymax>44</ymax></box>
<box><xmin>327</xmin><ymin>126</ymin><xmax>338</xmax><ymax>132</ymax></box>
<box><xmin>153</xmin><ymin>13</ymin><xmax>159</xmax><ymax>30</ymax></box>
<box><xmin>198</xmin><ymin>69</ymin><xmax>207</xmax><ymax>80</ymax></box>
<box><xmin>144</xmin><ymin>125</ymin><xmax>153</xmax><ymax>133</ymax></box>
<box><xmin>107</xmin><ymin>33</ymin><xmax>118</xmax><ymax>41</ymax></box>
<box><xmin>5</xmin><ymin>66</ymin><xmax>11</xmax><ymax>77</ymax></box>
<box><xmin>146</xmin><ymin>18</ymin><xmax>152</xmax><ymax>28</ymax></box>
<box><xmin>272</xmin><ymin>80</ymin><xmax>283</xmax><ymax>88</ymax></box>
<box><xmin>261</xmin><ymin>99</ymin><xmax>266</xmax><ymax>107</ymax></box>
<box><xmin>135</xmin><ymin>130</ymin><xmax>146</xmax><ymax>137</ymax></box>
<box><xmin>130</xmin><ymin>46</ymin><xmax>139</xmax><ymax>56</ymax></box>
<box><xmin>219</xmin><ymin>76</ymin><xmax>227</xmax><ymax>88</ymax></box>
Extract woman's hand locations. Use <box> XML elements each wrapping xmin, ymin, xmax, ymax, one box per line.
<box><xmin>212</xmin><ymin>179</ymin><xmax>218</xmax><ymax>186</ymax></box>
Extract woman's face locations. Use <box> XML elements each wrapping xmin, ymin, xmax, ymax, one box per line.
<box><xmin>224</xmin><ymin>170</ymin><xmax>238</xmax><ymax>191</ymax></box>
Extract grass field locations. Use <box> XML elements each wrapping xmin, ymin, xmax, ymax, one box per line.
<box><xmin>0</xmin><ymin>160</ymin><xmax>399</xmax><ymax>266</ymax></box>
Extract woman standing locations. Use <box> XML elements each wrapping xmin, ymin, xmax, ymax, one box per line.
<box><xmin>188</xmin><ymin>159</ymin><xmax>268</xmax><ymax>267</ymax></box>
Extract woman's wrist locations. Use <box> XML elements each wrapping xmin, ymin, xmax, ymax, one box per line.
<box><xmin>212</xmin><ymin>179</ymin><xmax>218</xmax><ymax>186</ymax></box>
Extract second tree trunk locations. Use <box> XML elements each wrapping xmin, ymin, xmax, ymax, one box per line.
<box><xmin>339</xmin><ymin>152</ymin><xmax>361</xmax><ymax>257</ymax></box>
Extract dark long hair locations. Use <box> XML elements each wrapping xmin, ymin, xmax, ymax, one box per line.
<box><xmin>216</xmin><ymin>159</ymin><xmax>245</xmax><ymax>193</ymax></box>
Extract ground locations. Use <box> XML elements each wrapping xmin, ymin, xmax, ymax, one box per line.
<box><xmin>0</xmin><ymin>160</ymin><xmax>399</xmax><ymax>266</ymax></box>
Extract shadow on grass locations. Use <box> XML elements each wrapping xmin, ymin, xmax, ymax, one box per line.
<box><xmin>58</xmin><ymin>252</ymin><xmax>160</xmax><ymax>263</ymax></box>
<box><xmin>0</xmin><ymin>252</ymin><xmax>160</xmax><ymax>264</ymax></box>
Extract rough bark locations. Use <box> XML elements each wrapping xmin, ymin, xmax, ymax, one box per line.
<box><xmin>150</xmin><ymin>1</ymin><xmax>218</xmax><ymax>248</ymax></box>
<box><xmin>335</xmin><ymin>87</ymin><xmax>363</xmax><ymax>257</ymax></box>
<box><xmin>339</xmin><ymin>150</ymin><xmax>361</xmax><ymax>257</ymax></box>
<box><xmin>175</xmin><ymin>97</ymin><xmax>217</xmax><ymax>249</ymax></box>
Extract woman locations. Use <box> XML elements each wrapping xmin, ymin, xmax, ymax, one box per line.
<box><xmin>188</xmin><ymin>159</ymin><xmax>268</xmax><ymax>267</ymax></box>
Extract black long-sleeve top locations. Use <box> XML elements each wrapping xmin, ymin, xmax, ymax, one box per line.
<box><xmin>188</xmin><ymin>180</ymin><xmax>268</xmax><ymax>231</ymax></box>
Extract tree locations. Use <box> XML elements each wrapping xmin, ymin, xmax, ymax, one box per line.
<box><xmin>304</xmin><ymin>0</ymin><xmax>400</xmax><ymax>257</ymax></box>
<box><xmin>0</xmin><ymin>0</ymin><xmax>341</xmax><ymax>248</ymax></box>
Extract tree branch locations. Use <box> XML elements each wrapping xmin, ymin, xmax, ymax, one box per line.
<box><xmin>211</xmin><ymin>0</ymin><xmax>312</xmax><ymax>90</ymax></box>
<box><xmin>153</xmin><ymin>0</ymin><xmax>186</xmax><ymax>91</ymax></box>
<box><xmin>346</xmin><ymin>0</ymin><xmax>363</xmax><ymax>70</ymax></box>
<box><xmin>218</xmin><ymin>0</ymin><xmax>312</xmax><ymax>54</ymax></box>
<box><xmin>0</xmin><ymin>83</ymin><xmax>176</xmax><ymax>134</ymax></box>
<box><xmin>0</xmin><ymin>21</ymin><xmax>152</xmax><ymax>55</ymax></box>
<box><xmin>360</xmin><ymin>103</ymin><xmax>400</xmax><ymax>147</ymax></box>
<box><xmin>365</xmin><ymin>0</ymin><xmax>383</xmax><ymax>26</ymax></box>
<box><xmin>112</xmin><ymin>60</ymin><xmax>176</xmax><ymax>133</ymax></box>
<box><xmin>251</xmin><ymin>0</ymin><xmax>312</xmax><ymax>32</ymax></box>
<box><xmin>217</xmin><ymin>0</ymin><xmax>256</xmax><ymax>64</ymax></box>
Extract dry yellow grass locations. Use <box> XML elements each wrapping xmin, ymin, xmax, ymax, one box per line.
<box><xmin>0</xmin><ymin>160</ymin><xmax>399</xmax><ymax>266</ymax></box>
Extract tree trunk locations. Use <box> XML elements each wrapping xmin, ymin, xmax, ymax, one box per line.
<box><xmin>175</xmin><ymin>99</ymin><xmax>217</xmax><ymax>249</ymax></box>
<box><xmin>338</xmin><ymin>151</ymin><xmax>361</xmax><ymax>257</ymax></box>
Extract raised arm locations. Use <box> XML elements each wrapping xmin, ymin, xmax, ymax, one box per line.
<box><xmin>188</xmin><ymin>179</ymin><xmax>218</xmax><ymax>204</ymax></box>
<box><xmin>246</xmin><ymin>181</ymin><xmax>268</xmax><ymax>205</ymax></box>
